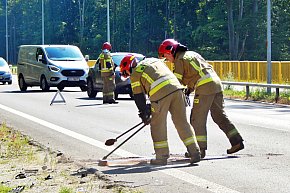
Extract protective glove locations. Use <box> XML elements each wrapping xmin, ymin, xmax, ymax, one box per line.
<box><xmin>138</xmin><ymin>104</ymin><xmax>151</xmax><ymax>125</ymax></box>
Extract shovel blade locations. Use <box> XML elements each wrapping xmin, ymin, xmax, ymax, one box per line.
<box><xmin>105</xmin><ymin>139</ymin><xmax>116</xmax><ymax>146</ymax></box>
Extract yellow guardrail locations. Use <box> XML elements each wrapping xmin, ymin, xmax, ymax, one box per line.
<box><xmin>10</xmin><ymin>60</ymin><xmax>290</xmax><ymax>85</ymax></box>
<box><xmin>164</xmin><ymin>60</ymin><xmax>290</xmax><ymax>85</ymax></box>
<box><xmin>208</xmin><ymin>61</ymin><xmax>290</xmax><ymax>84</ymax></box>
<box><xmin>87</xmin><ymin>60</ymin><xmax>97</xmax><ymax>67</ymax></box>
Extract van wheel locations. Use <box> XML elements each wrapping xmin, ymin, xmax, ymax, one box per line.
<box><xmin>40</xmin><ymin>76</ymin><xmax>50</xmax><ymax>91</ymax></box>
<box><xmin>87</xmin><ymin>78</ymin><xmax>97</xmax><ymax>98</ymax></box>
<box><xmin>80</xmin><ymin>86</ymin><xmax>87</xmax><ymax>92</ymax></box>
<box><xmin>18</xmin><ymin>75</ymin><xmax>27</xmax><ymax>91</ymax></box>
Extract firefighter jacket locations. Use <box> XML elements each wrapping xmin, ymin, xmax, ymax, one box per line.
<box><xmin>130</xmin><ymin>58</ymin><xmax>184</xmax><ymax>102</ymax></box>
<box><xmin>99</xmin><ymin>52</ymin><xmax>114</xmax><ymax>77</ymax></box>
<box><xmin>173</xmin><ymin>51</ymin><xmax>222</xmax><ymax>95</ymax></box>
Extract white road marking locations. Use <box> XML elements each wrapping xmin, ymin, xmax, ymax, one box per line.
<box><xmin>0</xmin><ymin>103</ymin><xmax>240</xmax><ymax>193</ymax></box>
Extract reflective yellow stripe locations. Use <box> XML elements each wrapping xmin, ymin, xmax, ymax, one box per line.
<box><xmin>154</xmin><ymin>141</ymin><xmax>168</xmax><ymax>149</ymax></box>
<box><xmin>196</xmin><ymin>135</ymin><xmax>207</xmax><ymax>142</ymax></box>
<box><xmin>227</xmin><ymin>128</ymin><xmax>239</xmax><ymax>138</ymax></box>
<box><xmin>131</xmin><ymin>81</ymin><xmax>141</xmax><ymax>89</ymax></box>
<box><xmin>188</xmin><ymin>60</ymin><xmax>214</xmax><ymax>87</ymax></box>
<box><xmin>189</xmin><ymin>61</ymin><xmax>205</xmax><ymax>77</ymax></box>
<box><xmin>101</xmin><ymin>69</ymin><xmax>112</xmax><ymax>72</ymax></box>
<box><xmin>174</xmin><ymin>72</ymin><xmax>183</xmax><ymax>80</ymax></box>
<box><xmin>149</xmin><ymin>79</ymin><xmax>173</xmax><ymax>96</ymax></box>
<box><xmin>103</xmin><ymin>92</ymin><xmax>114</xmax><ymax>96</ymax></box>
<box><xmin>183</xmin><ymin>136</ymin><xmax>196</xmax><ymax>146</ymax></box>
<box><xmin>142</xmin><ymin>72</ymin><xmax>154</xmax><ymax>84</ymax></box>
<box><xmin>197</xmin><ymin>76</ymin><xmax>213</xmax><ymax>87</ymax></box>
<box><xmin>150</xmin><ymin>76</ymin><xmax>176</xmax><ymax>90</ymax></box>
<box><xmin>194</xmin><ymin>99</ymin><xmax>199</xmax><ymax>104</ymax></box>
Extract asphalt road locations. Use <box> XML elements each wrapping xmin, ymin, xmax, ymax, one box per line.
<box><xmin>0</xmin><ymin>75</ymin><xmax>290</xmax><ymax>193</ymax></box>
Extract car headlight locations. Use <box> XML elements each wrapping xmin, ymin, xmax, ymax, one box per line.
<box><xmin>48</xmin><ymin>65</ymin><xmax>60</xmax><ymax>72</ymax></box>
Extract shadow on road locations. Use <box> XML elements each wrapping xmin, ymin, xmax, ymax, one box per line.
<box><xmin>101</xmin><ymin>155</ymin><xmax>240</xmax><ymax>175</ymax></box>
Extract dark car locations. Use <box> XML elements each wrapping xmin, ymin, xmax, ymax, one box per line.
<box><xmin>0</xmin><ymin>57</ymin><xmax>12</xmax><ymax>85</ymax></box>
<box><xmin>86</xmin><ymin>52</ymin><xmax>145</xmax><ymax>99</ymax></box>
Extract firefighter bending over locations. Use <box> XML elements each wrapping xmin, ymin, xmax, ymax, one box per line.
<box><xmin>99</xmin><ymin>42</ymin><xmax>118</xmax><ymax>104</ymax></box>
<box><xmin>158</xmin><ymin>39</ymin><xmax>244</xmax><ymax>159</ymax></box>
<box><xmin>120</xmin><ymin>54</ymin><xmax>201</xmax><ymax>165</ymax></box>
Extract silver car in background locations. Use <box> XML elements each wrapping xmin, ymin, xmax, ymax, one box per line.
<box><xmin>0</xmin><ymin>57</ymin><xmax>12</xmax><ymax>85</ymax></box>
<box><xmin>87</xmin><ymin>52</ymin><xmax>145</xmax><ymax>99</ymax></box>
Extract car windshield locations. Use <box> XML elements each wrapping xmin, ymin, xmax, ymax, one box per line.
<box><xmin>0</xmin><ymin>59</ymin><xmax>8</xmax><ymax>67</ymax></box>
<box><xmin>45</xmin><ymin>47</ymin><xmax>83</xmax><ymax>61</ymax></box>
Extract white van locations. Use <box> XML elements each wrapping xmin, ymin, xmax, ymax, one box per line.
<box><xmin>17</xmin><ymin>45</ymin><xmax>89</xmax><ymax>91</ymax></box>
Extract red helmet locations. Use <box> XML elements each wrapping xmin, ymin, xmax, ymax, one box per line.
<box><xmin>102</xmin><ymin>42</ymin><xmax>112</xmax><ymax>50</ymax></box>
<box><xmin>158</xmin><ymin>39</ymin><xmax>179</xmax><ymax>58</ymax></box>
<box><xmin>120</xmin><ymin>54</ymin><xmax>136</xmax><ymax>78</ymax></box>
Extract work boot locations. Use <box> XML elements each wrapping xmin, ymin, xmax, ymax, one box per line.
<box><xmin>185</xmin><ymin>149</ymin><xmax>206</xmax><ymax>159</ymax></box>
<box><xmin>189</xmin><ymin>152</ymin><xmax>201</xmax><ymax>164</ymax></box>
<box><xmin>227</xmin><ymin>141</ymin><xmax>244</xmax><ymax>154</ymax></box>
<box><xmin>200</xmin><ymin>149</ymin><xmax>206</xmax><ymax>159</ymax></box>
<box><xmin>108</xmin><ymin>99</ymin><xmax>118</xmax><ymax>104</ymax></box>
<box><xmin>150</xmin><ymin>158</ymin><xmax>167</xmax><ymax>165</ymax></box>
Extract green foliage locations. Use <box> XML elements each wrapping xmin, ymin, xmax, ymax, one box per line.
<box><xmin>0</xmin><ymin>184</ymin><xmax>12</xmax><ymax>193</ymax></box>
<box><xmin>0</xmin><ymin>123</ymin><xmax>29</xmax><ymax>158</ymax></box>
<box><xmin>59</xmin><ymin>187</ymin><xmax>74</xmax><ymax>193</ymax></box>
<box><xmin>224</xmin><ymin>87</ymin><xmax>290</xmax><ymax>105</ymax></box>
<box><xmin>0</xmin><ymin>0</ymin><xmax>289</xmax><ymax>63</ymax></box>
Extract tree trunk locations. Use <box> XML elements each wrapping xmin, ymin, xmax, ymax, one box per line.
<box><xmin>78</xmin><ymin>0</ymin><xmax>85</xmax><ymax>46</ymax></box>
<box><xmin>226</xmin><ymin>0</ymin><xmax>235</xmax><ymax>59</ymax></box>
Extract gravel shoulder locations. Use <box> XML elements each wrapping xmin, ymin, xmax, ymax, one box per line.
<box><xmin>0</xmin><ymin>124</ymin><xmax>142</xmax><ymax>193</ymax></box>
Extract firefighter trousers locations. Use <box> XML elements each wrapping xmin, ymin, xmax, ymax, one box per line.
<box><xmin>102</xmin><ymin>75</ymin><xmax>116</xmax><ymax>102</ymax></box>
<box><xmin>150</xmin><ymin>90</ymin><xmax>200</xmax><ymax>160</ymax></box>
<box><xmin>190</xmin><ymin>92</ymin><xmax>243</xmax><ymax>150</ymax></box>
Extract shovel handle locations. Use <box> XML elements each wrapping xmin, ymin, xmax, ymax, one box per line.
<box><xmin>115</xmin><ymin>122</ymin><xmax>143</xmax><ymax>140</ymax></box>
<box><xmin>103</xmin><ymin>124</ymin><xmax>146</xmax><ymax>160</ymax></box>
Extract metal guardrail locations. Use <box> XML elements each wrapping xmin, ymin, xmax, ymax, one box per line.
<box><xmin>222</xmin><ymin>81</ymin><xmax>290</xmax><ymax>102</ymax></box>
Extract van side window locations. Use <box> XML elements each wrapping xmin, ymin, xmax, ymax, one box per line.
<box><xmin>36</xmin><ymin>48</ymin><xmax>46</xmax><ymax>64</ymax></box>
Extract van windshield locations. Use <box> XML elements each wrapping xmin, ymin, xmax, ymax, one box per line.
<box><xmin>45</xmin><ymin>47</ymin><xmax>84</xmax><ymax>61</ymax></box>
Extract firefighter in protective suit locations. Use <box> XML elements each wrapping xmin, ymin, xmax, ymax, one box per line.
<box><xmin>120</xmin><ymin>54</ymin><xmax>201</xmax><ymax>165</ymax></box>
<box><xmin>99</xmin><ymin>42</ymin><xmax>118</xmax><ymax>104</ymax></box>
<box><xmin>158</xmin><ymin>39</ymin><xmax>244</xmax><ymax>159</ymax></box>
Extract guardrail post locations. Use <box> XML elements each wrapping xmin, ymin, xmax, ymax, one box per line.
<box><xmin>275</xmin><ymin>88</ymin><xmax>279</xmax><ymax>103</ymax></box>
<box><xmin>246</xmin><ymin>85</ymin><xmax>250</xmax><ymax>100</ymax></box>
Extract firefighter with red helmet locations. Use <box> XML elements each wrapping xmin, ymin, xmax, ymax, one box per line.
<box><xmin>120</xmin><ymin>54</ymin><xmax>201</xmax><ymax>165</ymax></box>
<box><xmin>158</xmin><ymin>39</ymin><xmax>244</xmax><ymax>159</ymax></box>
<box><xmin>99</xmin><ymin>42</ymin><xmax>118</xmax><ymax>104</ymax></box>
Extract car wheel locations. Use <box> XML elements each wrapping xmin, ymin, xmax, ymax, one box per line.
<box><xmin>18</xmin><ymin>75</ymin><xmax>27</xmax><ymax>91</ymax></box>
<box><xmin>40</xmin><ymin>76</ymin><xmax>50</xmax><ymax>91</ymax></box>
<box><xmin>80</xmin><ymin>86</ymin><xmax>88</xmax><ymax>92</ymax></box>
<box><xmin>87</xmin><ymin>78</ymin><xmax>97</xmax><ymax>98</ymax></box>
<box><xmin>57</xmin><ymin>85</ymin><xmax>64</xmax><ymax>91</ymax></box>
<box><xmin>8</xmin><ymin>81</ymin><xmax>12</xmax><ymax>85</ymax></box>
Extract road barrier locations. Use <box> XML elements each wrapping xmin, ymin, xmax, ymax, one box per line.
<box><xmin>222</xmin><ymin>81</ymin><xmax>290</xmax><ymax>102</ymax></box>
<box><xmin>209</xmin><ymin>61</ymin><xmax>290</xmax><ymax>84</ymax></box>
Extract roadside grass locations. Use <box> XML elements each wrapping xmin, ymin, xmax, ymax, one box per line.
<box><xmin>0</xmin><ymin>123</ymin><xmax>144</xmax><ymax>193</ymax></box>
<box><xmin>223</xmin><ymin>87</ymin><xmax>290</xmax><ymax>105</ymax></box>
